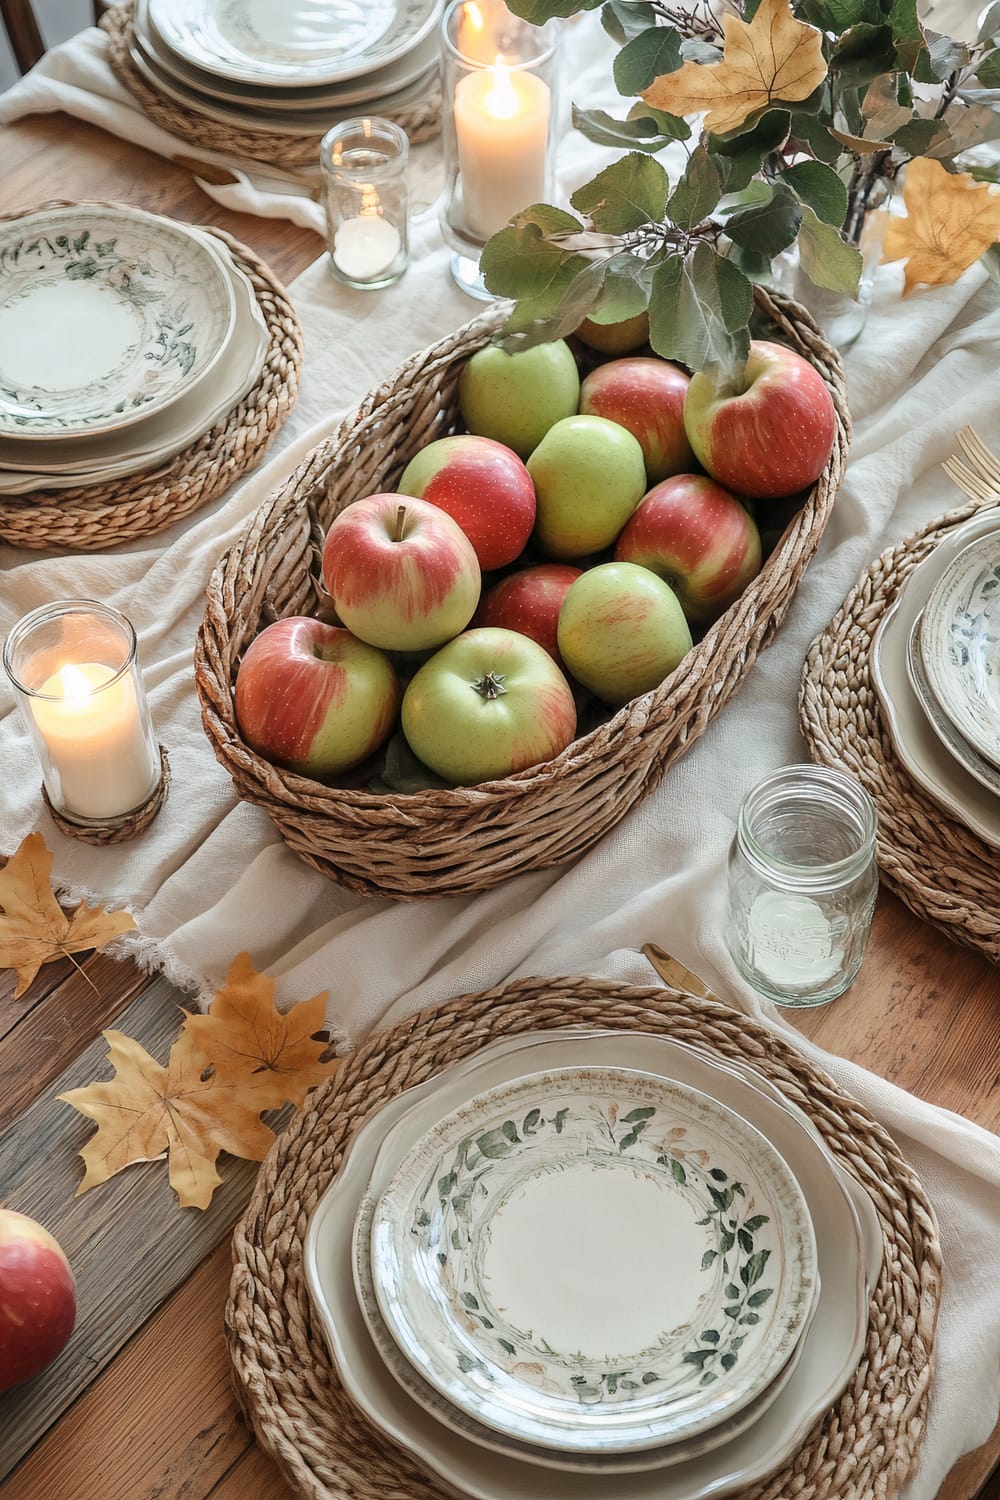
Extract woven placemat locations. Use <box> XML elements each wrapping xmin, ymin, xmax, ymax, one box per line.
<box><xmin>102</xmin><ymin>3</ymin><xmax>442</xmax><ymax>163</ymax></box>
<box><xmin>228</xmin><ymin>975</ymin><xmax>940</xmax><ymax>1500</ymax></box>
<box><xmin>0</xmin><ymin>215</ymin><xmax>302</xmax><ymax>552</ymax></box>
<box><xmin>800</xmin><ymin>495</ymin><xmax>1000</xmax><ymax>964</ymax></box>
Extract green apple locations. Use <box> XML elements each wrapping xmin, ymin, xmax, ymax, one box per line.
<box><xmin>576</xmin><ymin>311</ymin><xmax>650</xmax><ymax>355</ymax></box>
<box><xmin>528</xmin><ymin>415</ymin><xmax>647</xmax><ymax>560</ymax></box>
<box><xmin>458</xmin><ymin>340</ymin><xmax>580</xmax><ymax>460</ymax></box>
<box><xmin>557</xmin><ymin>562</ymin><xmax>692</xmax><ymax>705</ymax></box>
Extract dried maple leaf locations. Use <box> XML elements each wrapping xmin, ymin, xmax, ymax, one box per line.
<box><xmin>182</xmin><ymin>952</ymin><xmax>336</xmax><ymax>1110</ymax></box>
<box><xmin>882</xmin><ymin>157</ymin><xmax>1000</xmax><ymax>294</ymax></box>
<box><xmin>642</xmin><ymin>0</ymin><xmax>827</xmax><ymax>135</ymax></box>
<box><xmin>60</xmin><ymin>1028</ymin><xmax>277</xmax><ymax>1209</ymax></box>
<box><xmin>0</xmin><ymin>832</ymin><xmax>135</xmax><ymax>998</ymax></box>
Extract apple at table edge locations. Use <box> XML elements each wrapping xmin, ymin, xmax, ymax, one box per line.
<box><xmin>0</xmin><ymin>1209</ymin><xmax>77</xmax><ymax>1393</ymax></box>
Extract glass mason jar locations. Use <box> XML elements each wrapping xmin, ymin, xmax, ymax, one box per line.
<box><xmin>774</xmin><ymin>176</ymin><xmax>891</xmax><ymax>351</ymax></box>
<box><xmin>726</xmin><ymin>764</ymin><xmax>878</xmax><ymax>1007</ymax></box>
<box><xmin>440</xmin><ymin>0</ymin><xmax>561</xmax><ymax>299</ymax></box>
<box><xmin>3</xmin><ymin>599</ymin><xmax>162</xmax><ymax>827</ymax></box>
<box><xmin>320</xmin><ymin>117</ymin><xmax>410</xmax><ymax>290</ymax></box>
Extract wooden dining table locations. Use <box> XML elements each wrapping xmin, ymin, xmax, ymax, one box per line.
<box><xmin>0</xmin><ymin>108</ymin><xmax>998</xmax><ymax>1500</ymax></box>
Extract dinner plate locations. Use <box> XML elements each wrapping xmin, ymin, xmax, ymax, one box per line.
<box><xmin>305</xmin><ymin>1029</ymin><xmax>874</xmax><ymax>1500</ymax></box>
<box><xmin>0</xmin><ymin>204</ymin><xmax>235</xmax><ymax>441</ymax></box>
<box><xmin>870</xmin><ymin>506</ymin><xmax>1000</xmax><ymax>847</ymax></box>
<box><xmin>150</xmin><ymin>0</ymin><xmax>441</xmax><ymax>87</ymax></box>
<box><xmin>920</xmin><ymin>534</ymin><xmax>1000</xmax><ymax>769</ymax></box>
<box><xmin>0</xmin><ymin>236</ymin><xmax>268</xmax><ymax>493</ymax></box>
<box><xmin>136</xmin><ymin>0</ymin><xmax>441</xmax><ymax>111</ymax></box>
<box><xmin>907</xmin><ymin>613</ymin><xmax>1000</xmax><ymax>797</ymax></box>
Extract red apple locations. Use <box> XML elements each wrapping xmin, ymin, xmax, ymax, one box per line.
<box><xmin>579</xmin><ymin>357</ymin><xmax>696</xmax><ymax>484</ymax></box>
<box><xmin>235</xmin><ymin>617</ymin><xmax>400</xmax><ymax>777</ymax></box>
<box><xmin>0</xmin><ymin>1210</ymin><xmax>76</xmax><ymax>1392</ymax></box>
<box><xmin>477</xmin><ymin>564</ymin><xmax>583</xmax><ymax>670</ymax></box>
<box><xmin>683</xmin><ymin>340</ymin><xmax>836</xmax><ymax>500</ymax></box>
<box><xmin>322</xmin><ymin>493</ymin><xmax>481</xmax><ymax>652</ymax></box>
<box><xmin>614</xmin><ymin>475</ymin><xmax>762</xmax><ymax>624</ymax></box>
<box><xmin>397</xmin><ymin>435</ymin><xmax>536</xmax><ymax>571</ymax></box>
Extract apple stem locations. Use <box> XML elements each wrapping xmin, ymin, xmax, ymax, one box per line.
<box><xmin>472</xmin><ymin>671</ymin><xmax>507</xmax><ymax>700</ymax></box>
<box><xmin>392</xmin><ymin>504</ymin><xmax>408</xmax><ymax>543</ymax></box>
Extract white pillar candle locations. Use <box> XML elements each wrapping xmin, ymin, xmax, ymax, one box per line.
<box><xmin>454</xmin><ymin>60</ymin><xmax>551</xmax><ymax>241</ymax></box>
<box><xmin>332</xmin><ymin>213</ymin><xmax>402</xmax><ymax>282</ymax></box>
<box><xmin>29</xmin><ymin>662</ymin><xmax>159</xmax><ymax>821</ymax></box>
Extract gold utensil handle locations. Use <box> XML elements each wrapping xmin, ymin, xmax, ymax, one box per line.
<box><xmin>641</xmin><ymin>942</ymin><xmax>718</xmax><ymax>1001</ymax></box>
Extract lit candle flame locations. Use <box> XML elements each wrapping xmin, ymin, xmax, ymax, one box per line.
<box><xmin>463</xmin><ymin>1</ymin><xmax>484</xmax><ymax>33</ymax></box>
<box><xmin>57</xmin><ymin>663</ymin><xmax>95</xmax><ymax>700</ymax></box>
<box><xmin>485</xmin><ymin>56</ymin><xmax>518</xmax><ymax>119</ymax></box>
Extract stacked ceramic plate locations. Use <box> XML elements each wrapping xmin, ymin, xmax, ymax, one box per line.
<box><xmin>128</xmin><ymin>0</ymin><xmax>444</xmax><ymax>137</ymax></box>
<box><xmin>870</xmin><ymin>508</ymin><xmax>1000</xmax><ymax>849</ymax></box>
<box><xmin>0</xmin><ymin>203</ymin><xmax>269</xmax><ymax>496</ymax></box>
<box><xmin>305</xmin><ymin>1028</ymin><xmax>883</xmax><ymax>1500</ymax></box>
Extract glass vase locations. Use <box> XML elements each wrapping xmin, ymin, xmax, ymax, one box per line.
<box><xmin>776</xmin><ymin>178</ymin><xmax>891</xmax><ymax>350</ymax></box>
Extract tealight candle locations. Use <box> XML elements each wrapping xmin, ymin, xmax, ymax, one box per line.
<box><xmin>321</xmin><ymin>119</ymin><xmax>410</xmax><ymax>290</ymax></box>
<box><xmin>454</xmin><ymin>60</ymin><xmax>551</xmax><ymax>241</ymax></box>
<box><xmin>3</xmin><ymin>600</ymin><xmax>162</xmax><ymax>827</ymax></box>
<box><xmin>332</xmin><ymin>201</ymin><xmax>403</xmax><ymax>283</ymax></box>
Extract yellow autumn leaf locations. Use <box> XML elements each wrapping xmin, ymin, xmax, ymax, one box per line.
<box><xmin>643</xmin><ymin>0</ymin><xmax>827</xmax><ymax>135</ymax></box>
<box><xmin>0</xmin><ymin>832</ymin><xmax>135</xmax><ymax>998</ymax></box>
<box><xmin>882</xmin><ymin>157</ymin><xmax>1000</xmax><ymax>294</ymax></box>
<box><xmin>182</xmin><ymin>952</ymin><xmax>335</xmax><ymax>1110</ymax></box>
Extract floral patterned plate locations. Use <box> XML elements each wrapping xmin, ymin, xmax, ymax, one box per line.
<box><xmin>150</xmin><ymin>0</ymin><xmax>442</xmax><ymax>88</ymax></box>
<box><xmin>920</xmin><ymin>535</ymin><xmax>1000</xmax><ymax>769</ymax></box>
<box><xmin>0</xmin><ymin>206</ymin><xmax>235</xmax><ymax>441</ymax></box>
<box><xmin>369</xmin><ymin>1066</ymin><xmax>817</xmax><ymax>1454</ymax></box>
<box><xmin>907</xmin><ymin>613</ymin><xmax>1000</xmax><ymax>798</ymax></box>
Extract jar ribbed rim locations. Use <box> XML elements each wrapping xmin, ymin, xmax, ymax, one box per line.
<box><xmin>736</xmin><ymin>764</ymin><xmax>877</xmax><ymax>892</ymax></box>
<box><xmin>3</xmin><ymin>598</ymin><xmax>137</xmax><ymax>700</ymax></box>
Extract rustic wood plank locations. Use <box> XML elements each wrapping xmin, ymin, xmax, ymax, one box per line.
<box><xmin>207</xmin><ymin>1446</ymin><xmax>294</xmax><ymax>1500</ymax></box>
<box><xmin>1</xmin><ymin>1241</ymin><xmax>252</xmax><ymax>1500</ymax></box>
<box><xmin>0</xmin><ymin>972</ymin><xmax>260</xmax><ymax>1480</ymax></box>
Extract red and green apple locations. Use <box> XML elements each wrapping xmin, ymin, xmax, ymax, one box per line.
<box><xmin>397</xmin><ymin>434</ymin><xmax>536</xmax><ymax>571</ymax></box>
<box><xmin>0</xmin><ymin>1210</ymin><xmax>76</xmax><ymax>1393</ymax></box>
<box><xmin>579</xmin><ymin>356</ymin><xmax>696</xmax><ymax>484</ymax></box>
<box><xmin>575</xmin><ymin>311</ymin><xmax>650</xmax><ymax>356</ymax></box>
<box><xmin>557</xmin><ymin>561</ymin><xmax>692</xmax><ymax>705</ymax></box>
<box><xmin>458</xmin><ymin>339</ymin><xmax>581</xmax><ymax>460</ymax></box>
<box><xmin>477</xmin><ymin>563</ymin><xmax>583</xmax><ymax>670</ymax></box>
<box><xmin>528</xmin><ymin>415</ymin><xmax>647</xmax><ymax>560</ymax></box>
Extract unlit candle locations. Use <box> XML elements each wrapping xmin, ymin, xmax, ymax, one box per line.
<box><xmin>332</xmin><ymin>214</ymin><xmax>402</xmax><ymax>281</ymax></box>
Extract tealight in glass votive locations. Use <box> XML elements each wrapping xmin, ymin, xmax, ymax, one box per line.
<box><xmin>320</xmin><ymin>117</ymin><xmax>410</xmax><ymax>290</ymax></box>
<box><xmin>440</xmin><ymin>0</ymin><xmax>561</xmax><ymax>299</ymax></box>
<box><xmin>3</xmin><ymin>599</ymin><xmax>162</xmax><ymax>830</ymax></box>
<box><xmin>725</xmin><ymin>765</ymin><xmax>878</xmax><ymax>1007</ymax></box>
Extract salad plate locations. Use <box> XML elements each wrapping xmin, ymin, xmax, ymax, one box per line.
<box><xmin>369</xmin><ymin>1066</ymin><xmax>817</xmax><ymax>1453</ymax></box>
<box><xmin>150</xmin><ymin>0</ymin><xmax>442</xmax><ymax>88</ymax></box>
<box><xmin>869</xmin><ymin>506</ymin><xmax>1000</xmax><ymax>847</ymax></box>
<box><xmin>305</xmin><ymin>1028</ymin><xmax>874</xmax><ymax>1500</ymax></box>
<box><xmin>920</xmin><ymin>534</ymin><xmax>1000</xmax><ymax>769</ymax></box>
<box><xmin>907</xmin><ymin>614</ymin><xmax>1000</xmax><ymax>797</ymax></box>
<box><xmin>0</xmin><ymin>205</ymin><xmax>235</xmax><ymax>440</ymax></box>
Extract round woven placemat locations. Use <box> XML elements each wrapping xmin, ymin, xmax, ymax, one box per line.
<box><xmin>42</xmin><ymin>746</ymin><xmax>170</xmax><ymax>844</ymax></box>
<box><xmin>0</xmin><ymin>210</ymin><xmax>302</xmax><ymax>552</ymax></box>
<box><xmin>228</xmin><ymin>975</ymin><xmax>940</xmax><ymax>1500</ymax></box>
<box><xmin>800</xmin><ymin>495</ymin><xmax>1000</xmax><ymax>964</ymax></box>
<box><xmin>102</xmin><ymin>3</ymin><xmax>442</xmax><ymax>162</ymax></box>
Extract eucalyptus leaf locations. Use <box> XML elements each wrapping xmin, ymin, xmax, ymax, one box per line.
<box><xmin>648</xmin><ymin>243</ymin><xmax>752</xmax><ymax>381</ymax></box>
<box><xmin>979</xmin><ymin>1</ymin><xmax>1000</xmax><ymax>42</ymax></box>
<box><xmin>801</xmin><ymin>0</ymin><xmax>881</xmax><ymax>25</ymax></box>
<box><xmin>627</xmin><ymin>101</ymin><xmax>692</xmax><ymax>139</ymax></box>
<box><xmin>921</xmin><ymin>28</ymin><xmax>969</xmax><ymax>80</ymax></box>
<box><xmin>796</xmin><ymin>204</ymin><xmax>863</xmax><ymax>294</ymax></box>
<box><xmin>726</xmin><ymin>182</ymin><xmax>804</xmax><ymax>255</ymax></box>
<box><xmin>572</xmin><ymin>152</ymin><xmax>670</xmax><ymax>231</ymax></box>
<box><xmin>892</xmin><ymin>115</ymin><xmax>951</xmax><ymax>153</ymax></box>
<box><xmin>975</xmin><ymin>49</ymin><xmax>1000</xmax><ymax>87</ymax></box>
<box><xmin>585</xmin><ymin>255</ymin><xmax>652</xmax><ymax>322</ymax></box>
<box><xmin>781</xmin><ymin>160</ymin><xmax>849</xmax><ymax>225</ymax></box>
<box><xmin>500</xmin><ymin>257</ymin><xmax>609</xmax><ymax>346</ymax></box>
<box><xmin>506</xmin><ymin>0</ymin><xmax>602</xmax><ymax>18</ymax></box>
<box><xmin>602</xmin><ymin>0</ymin><xmax>656</xmax><ymax>43</ymax></box>
<box><xmin>667</xmin><ymin>146</ymin><xmax>722</xmax><ymax>229</ymax></box>
<box><xmin>372</xmin><ymin>735</ymin><xmax>450</xmax><ymax>795</ymax></box>
<box><xmin>681</xmin><ymin>36</ymin><xmax>723</xmax><ymax>62</ymax></box>
<box><xmin>831</xmin><ymin>22</ymin><xmax>898</xmax><ymax>85</ymax></box>
<box><xmin>572</xmin><ymin>103</ymin><xmax>682</xmax><ymax>153</ymax></box>
<box><xmin>614</xmin><ymin>24</ymin><xmax>683</xmax><ymax>95</ymax></box>
<box><xmin>788</xmin><ymin>109</ymin><xmax>844</xmax><ymax>163</ymax></box>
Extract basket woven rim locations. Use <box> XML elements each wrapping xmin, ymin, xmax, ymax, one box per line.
<box><xmin>226</xmin><ymin>974</ymin><xmax>941</xmax><ymax>1500</ymax></box>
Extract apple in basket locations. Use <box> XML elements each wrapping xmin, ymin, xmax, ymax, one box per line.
<box><xmin>575</xmin><ymin>310</ymin><xmax>650</xmax><ymax>356</ymax></box>
<box><xmin>322</xmin><ymin>493</ymin><xmax>480</xmax><ymax>652</ymax></box>
<box><xmin>401</xmin><ymin>628</ymin><xmax>577</xmax><ymax>785</ymax></box>
<box><xmin>528</xmin><ymin>415</ymin><xmax>647</xmax><ymax>560</ymax></box>
<box><xmin>579</xmin><ymin>357</ymin><xmax>696</xmax><ymax>485</ymax></box>
<box><xmin>397</xmin><ymin>435</ymin><xmax>536</xmax><ymax>571</ymax></box>
<box><xmin>615</xmin><ymin>475</ymin><xmax>763</xmax><ymax>625</ymax></box>
<box><xmin>234</xmin><ymin>618</ymin><xmax>400</xmax><ymax>778</ymax></box>
<box><xmin>557</xmin><ymin>562</ymin><xmax>693</xmax><ymax>706</ymax></box>
<box><xmin>683</xmin><ymin>340</ymin><xmax>836</xmax><ymax>500</ymax></box>
<box><xmin>458</xmin><ymin>339</ymin><xmax>581</xmax><ymax>460</ymax></box>
<box><xmin>0</xmin><ymin>1210</ymin><xmax>77</xmax><ymax>1393</ymax></box>
<box><xmin>477</xmin><ymin>563</ymin><xmax>583</xmax><ymax>670</ymax></box>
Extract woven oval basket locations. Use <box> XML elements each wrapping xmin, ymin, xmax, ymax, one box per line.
<box><xmin>196</xmin><ymin>290</ymin><xmax>850</xmax><ymax>901</ymax></box>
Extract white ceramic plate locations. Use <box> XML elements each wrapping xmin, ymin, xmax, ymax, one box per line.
<box><xmin>870</xmin><ymin>507</ymin><xmax>1000</xmax><ymax>848</ymax></box>
<box><xmin>0</xmin><ymin>205</ymin><xmax>235</xmax><ymax>440</ymax></box>
<box><xmin>0</xmin><ymin>236</ymin><xmax>268</xmax><ymax>493</ymax></box>
<box><xmin>907</xmin><ymin>613</ymin><xmax>1000</xmax><ymax>797</ymax></box>
<box><xmin>150</xmin><ymin>0</ymin><xmax>441</xmax><ymax>87</ymax></box>
<box><xmin>920</xmin><ymin>534</ymin><xmax>1000</xmax><ymax>768</ymax></box>
<box><xmin>137</xmin><ymin>0</ymin><xmax>441</xmax><ymax>111</ymax></box>
<box><xmin>304</xmin><ymin>1029</ymin><xmax>875</xmax><ymax>1500</ymax></box>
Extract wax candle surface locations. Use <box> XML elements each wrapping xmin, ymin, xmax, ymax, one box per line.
<box><xmin>333</xmin><ymin>215</ymin><xmax>402</xmax><ymax>281</ymax></box>
<box><xmin>29</xmin><ymin>662</ymin><xmax>159</xmax><ymax>820</ymax></box>
<box><xmin>454</xmin><ymin>62</ymin><xmax>550</xmax><ymax>241</ymax></box>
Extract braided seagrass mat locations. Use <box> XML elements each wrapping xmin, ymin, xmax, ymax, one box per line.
<box><xmin>800</xmin><ymin>496</ymin><xmax>1000</xmax><ymax>964</ymax></box>
<box><xmin>101</xmin><ymin>3</ymin><xmax>442</xmax><ymax>163</ymax></box>
<box><xmin>228</xmin><ymin>975</ymin><xmax>940</xmax><ymax>1500</ymax></box>
<box><xmin>0</xmin><ymin>216</ymin><xmax>302</xmax><ymax>552</ymax></box>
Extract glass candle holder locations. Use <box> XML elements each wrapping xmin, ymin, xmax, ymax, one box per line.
<box><xmin>3</xmin><ymin>599</ymin><xmax>162</xmax><ymax>828</ymax></box>
<box><xmin>725</xmin><ymin>764</ymin><xmax>878</xmax><ymax>1008</ymax></box>
<box><xmin>440</xmin><ymin>0</ymin><xmax>561</xmax><ymax>299</ymax></box>
<box><xmin>320</xmin><ymin>117</ymin><xmax>410</xmax><ymax>290</ymax></box>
